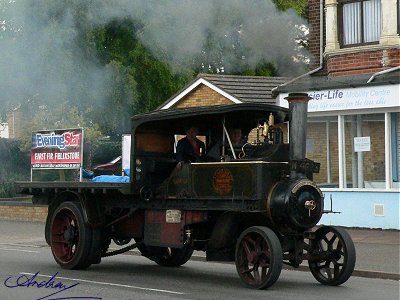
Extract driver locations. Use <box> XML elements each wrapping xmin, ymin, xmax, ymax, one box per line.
<box><xmin>228</xmin><ymin>128</ymin><xmax>245</xmax><ymax>148</ymax></box>
<box><xmin>176</xmin><ymin>126</ymin><xmax>206</xmax><ymax>163</ymax></box>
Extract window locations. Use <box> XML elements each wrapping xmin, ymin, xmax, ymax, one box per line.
<box><xmin>306</xmin><ymin>117</ymin><xmax>339</xmax><ymax>188</ymax></box>
<box><xmin>339</xmin><ymin>0</ymin><xmax>382</xmax><ymax>46</ymax></box>
<box><xmin>306</xmin><ymin>112</ymin><xmax>399</xmax><ymax>190</ymax></box>
<box><xmin>343</xmin><ymin>114</ymin><xmax>385</xmax><ymax>188</ymax></box>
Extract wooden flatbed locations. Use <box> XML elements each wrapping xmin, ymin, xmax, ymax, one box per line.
<box><xmin>16</xmin><ymin>181</ymin><xmax>131</xmax><ymax>196</ymax></box>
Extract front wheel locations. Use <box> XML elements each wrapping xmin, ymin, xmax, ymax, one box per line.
<box><xmin>235</xmin><ymin>226</ymin><xmax>282</xmax><ymax>289</ymax></box>
<box><xmin>308</xmin><ymin>226</ymin><xmax>356</xmax><ymax>286</ymax></box>
<box><xmin>49</xmin><ymin>201</ymin><xmax>97</xmax><ymax>269</ymax></box>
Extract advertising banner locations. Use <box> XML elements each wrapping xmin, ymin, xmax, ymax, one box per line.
<box><xmin>31</xmin><ymin>128</ymin><xmax>83</xmax><ymax>169</ymax></box>
<box><xmin>278</xmin><ymin>84</ymin><xmax>400</xmax><ymax>112</ymax></box>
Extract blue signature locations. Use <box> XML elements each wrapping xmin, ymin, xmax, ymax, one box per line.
<box><xmin>4</xmin><ymin>271</ymin><xmax>102</xmax><ymax>300</ymax></box>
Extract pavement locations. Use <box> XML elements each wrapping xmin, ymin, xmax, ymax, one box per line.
<box><xmin>342</xmin><ymin>228</ymin><xmax>399</xmax><ymax>280</ymax></box>
<box><xmin>0</xmin><ymin>220</ymin><xmax>398</xmax><ymax>281</ymax></box>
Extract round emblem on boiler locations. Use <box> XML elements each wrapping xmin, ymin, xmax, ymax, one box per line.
<box><xmin>213</xmin><ymin>168</ymin><xmax>233</xmax><ymax>195</ymax></box>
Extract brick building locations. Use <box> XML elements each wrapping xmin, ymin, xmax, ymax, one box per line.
<box><xmin>274</xmin><ymin>0</ymin><xmax>399</xmax><ymax>229</ymax></box>
<box><xmin>159</xmin><ymin>73</ymin><xmax>288</xmax><ymax>109</ymax></box>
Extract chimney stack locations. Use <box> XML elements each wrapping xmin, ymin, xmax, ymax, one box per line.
<box><xmin>284</xmin><ymin>93</ymin><xmax>312</xmax><ymax>164</ymax></box>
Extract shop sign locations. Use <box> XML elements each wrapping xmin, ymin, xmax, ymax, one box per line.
<box><xmin>279</xmin><ymin>84</ymin><xmax>399</xmax><ymax>112</ymax></box>
<box><xmin>354</xmin><ymin>136</ymin><xmax>371</xmax><ymax>152</ymax></box>
<box><xmin>31</xmin><ymin>128</ymin><xmax>83</xmax><ymax>169</ymax></box>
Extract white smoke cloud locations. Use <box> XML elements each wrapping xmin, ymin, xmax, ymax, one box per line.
<box><xmin>89</xmin><ymin>0</ymin><xmax>307</xmax><ymax>71</ymax></box>
<box><xmin>0</xmin><ymin>0</ymin><xmax>308</xmax><ymax>118</ymax></box>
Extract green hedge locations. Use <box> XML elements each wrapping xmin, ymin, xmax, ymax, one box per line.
<box><xmin>0</xmin><ymin>139</ymin><xmax>30</xmax><ymax>197</ymax></box>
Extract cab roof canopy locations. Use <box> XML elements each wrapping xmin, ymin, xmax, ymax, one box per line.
<box><xmin>132</xmin><ymin>103</ymin><xmax>288</xmax><ymax>135</ymax></box>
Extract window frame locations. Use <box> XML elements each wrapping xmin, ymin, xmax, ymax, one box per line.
<box><xmin>398</xmin><ymin>0</ymin><xmax>400</xmax><ymax>34</ymax></box>
<box><xmin>338</xmin><ymin>0</ymin><xmax>382</xmax><ymax>48</ymax></box>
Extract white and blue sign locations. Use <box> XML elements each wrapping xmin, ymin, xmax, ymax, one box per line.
<box><xmin>279</xmin><ymin>84</ymin><xmax>399</xmax><ymax>112</ymax></box>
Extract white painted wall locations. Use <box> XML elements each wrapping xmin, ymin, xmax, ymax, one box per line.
<box><xmin>0</xmin><ymin>123</ymin><xmax>9</xmax><ymax>138</ymax></box>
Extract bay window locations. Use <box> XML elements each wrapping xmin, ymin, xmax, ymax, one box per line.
<box><xmin>339</xmin><ymin>0</ymin><xmax>382</xmax><ymax>46</ymax></box>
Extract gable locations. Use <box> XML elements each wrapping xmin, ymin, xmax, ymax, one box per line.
<box><xmin>160</xmin><ymin>78</ymin><xmax>241</xmax><ymax>109</ymax></box>
<box><xmin>172</xmin><ymin>84</ymin><xmax>235</xmax><ymax>108</ymax></box>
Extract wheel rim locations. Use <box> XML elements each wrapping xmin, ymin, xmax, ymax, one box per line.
<box><xmin>236</xmin><ymin>232</ymin><xmax>272</xmax><ymax>287</ymax></box>
<box><xmin>51</xmin><ymin>208</ymin><xmax>80</xmax><ymax>263</ymax></box>
<box><xmin>308</xmin><ymin>227</ymin><xmax>355</xmax><ymax>285</ymax></box>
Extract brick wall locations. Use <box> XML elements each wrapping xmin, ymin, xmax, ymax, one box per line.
<box><xmin>0</xmin><ymin>203</ymin><xmax>47</xmax><ymax>222</ymax></box>
<box><xmin>326</xmin><ymin>49</ymin><xmax>400</xmax><ymax>76</ymax></box>
<box><xmin>308</xmin><ymin>0</ymin><xmax>400</xmax><ymax>76</ymax></box>
<box><xmin>308</xmin><ymin>0</ymin><xmax>324</xmax><ymax>69</ymax></box>
<box><xmin>7</xmin><ymin>110</ymin><xmax>23</xmax><ymax>139</ymax></box>
<box><xmin>173</xmin><ymin>84</ymin><xmax>233</xmax><ymax>108</ymax></box>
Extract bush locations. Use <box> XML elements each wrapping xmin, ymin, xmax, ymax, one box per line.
<box><xmin>0</xmin><ymin>138</ymin><xmax>30</xmax><ymax>198</ymax></box>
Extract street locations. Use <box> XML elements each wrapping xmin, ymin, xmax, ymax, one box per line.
<box><xmin>0</xmin><ymin>221</ymin><xmax>399</xmax><ymax>300</ymax></box>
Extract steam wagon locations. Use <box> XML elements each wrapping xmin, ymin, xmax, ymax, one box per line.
<box><xmin>16</xmin><ymin>93</ymin><xmax>356</xmax><ymax>289</ymax></box>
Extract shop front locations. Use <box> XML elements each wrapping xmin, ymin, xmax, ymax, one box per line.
<box><xmin>278</xmin><ymin>81</ymin><xmax>399</xmax><ymax>229</ymax></box>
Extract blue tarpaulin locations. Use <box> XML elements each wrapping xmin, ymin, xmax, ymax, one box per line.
<box><xmin>91</xmin><ymin>175</ymin><xmax>130</xmax><ymax>182</ymax></box>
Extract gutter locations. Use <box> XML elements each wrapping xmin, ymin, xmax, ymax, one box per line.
<box><xmin>367</xmin><ymin>66</ymin><xmax>400</xmax><ymax>83</ymax></box>
<box><xmin>272</xmin><ymin>0</ymin><xmax>324</xmax><ymax>93</ymax></box>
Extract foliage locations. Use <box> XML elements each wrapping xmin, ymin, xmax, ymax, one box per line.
<box><xmin>241</xmin><ymin>62</ymin><xmax>278</xmax><ymax>77</ymax></box>
<box><xmin>272</xmin><ymin>0</ymin><xmax>309</xmax><ymax>18</ymax></box>
<box><xmin>0</xmin><ymin>138</ymin><xmax>30</xmax><ymax>197</ymax></box>
<box><xmin>90</xmin><ymin>20</ymin><xmax>191</xmax><ymax>114</ymax></box>
<box><xmin>18</xmin><ymin>101</ymin><xmax>103</xmax><ymax>167</ymax></box>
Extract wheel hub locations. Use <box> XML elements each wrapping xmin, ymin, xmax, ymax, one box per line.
<box><xmin>63</xmin><ymin>225</ymin><xmax>75</xmax><ymax>242</ymax></box>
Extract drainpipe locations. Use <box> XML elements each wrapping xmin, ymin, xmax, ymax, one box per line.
<box><xmin>367</xmin><ymin>66</ymin><xmax>400</xmax><ymax>83</ymax></box>
<box><xmin>272</xmin><ymin>0</ymin><xmax>324</xmax><ymax>93</ymax></box>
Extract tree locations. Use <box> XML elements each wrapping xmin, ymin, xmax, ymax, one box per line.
<box><xmin>272</xmin><ymin>0</ymin><xmax>308</xmax><ymax>18</ymax></box>
<box><xmin>91</xmin><ymin>20</ymin><xmax>191</xmax><ymax>114</ymax></box>
<box><xmin>18</xmin><ymin>101</ymin><xmax>102</xmax><ymax>167</ymax></box>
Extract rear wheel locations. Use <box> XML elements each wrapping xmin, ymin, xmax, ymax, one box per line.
<box><xmin>235</xmin><ymin>226</ymin><xmax>282</xmax><ymax>289</ymax></box>
<box><xmin>49</xmin><ymin>201</ymin><xmax>98</xmax><ymax>269</ymax></box>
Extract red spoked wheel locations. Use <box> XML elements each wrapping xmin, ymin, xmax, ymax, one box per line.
<box><xmin>50</xmin><ymin>201</ymin><xmax>93</xmax><ymax>269</ymax></box>
<box><xmin>235</xmin><ymin>226</ymin><xmax>282</xmax><ymax>289</ymax></box>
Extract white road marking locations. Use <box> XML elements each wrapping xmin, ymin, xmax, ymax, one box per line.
<box><xmin>0</xmin><ymin>247</ymin><xmax>40</xmax><ymax>253</ymax></box>
<box><xmin>0</xmin><ymin>243</ymin><xmax>42</xmax><ymax>248</ymax></box>
<box><xmin>20</xmin><ymin>272</ymin><xmax>185</xmax><ymax>295</ymax></box>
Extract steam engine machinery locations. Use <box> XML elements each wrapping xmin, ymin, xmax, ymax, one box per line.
<box><xmin>17</xmin><ymin>93</ymin><xmax>356</xmax><ymax>289</ymax></box>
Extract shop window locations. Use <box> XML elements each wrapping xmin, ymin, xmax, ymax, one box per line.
<box><xmin>339</xmin><ymin>0</ymin><xmax>382</xmax><ymax>47</ymax></box>
<box><xmin>343</xmin><ymin>114</ymin><xmax>385</xmax><ymax>188</ymax></box>
<box><xmin>306</xmin><ymin>117</ymin><xmax>339</xmax><ymax>188</ymax></box>
<box><xmin>393</xmin><ymin>112</ymin><xmax>399</xmax><ymax>184</ymax></box>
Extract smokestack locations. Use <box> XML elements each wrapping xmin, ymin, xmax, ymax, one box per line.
<box><xmin>285</xmin><ymin>93</ymin><xmax>312</xmax><ymax>163</ymax></box>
